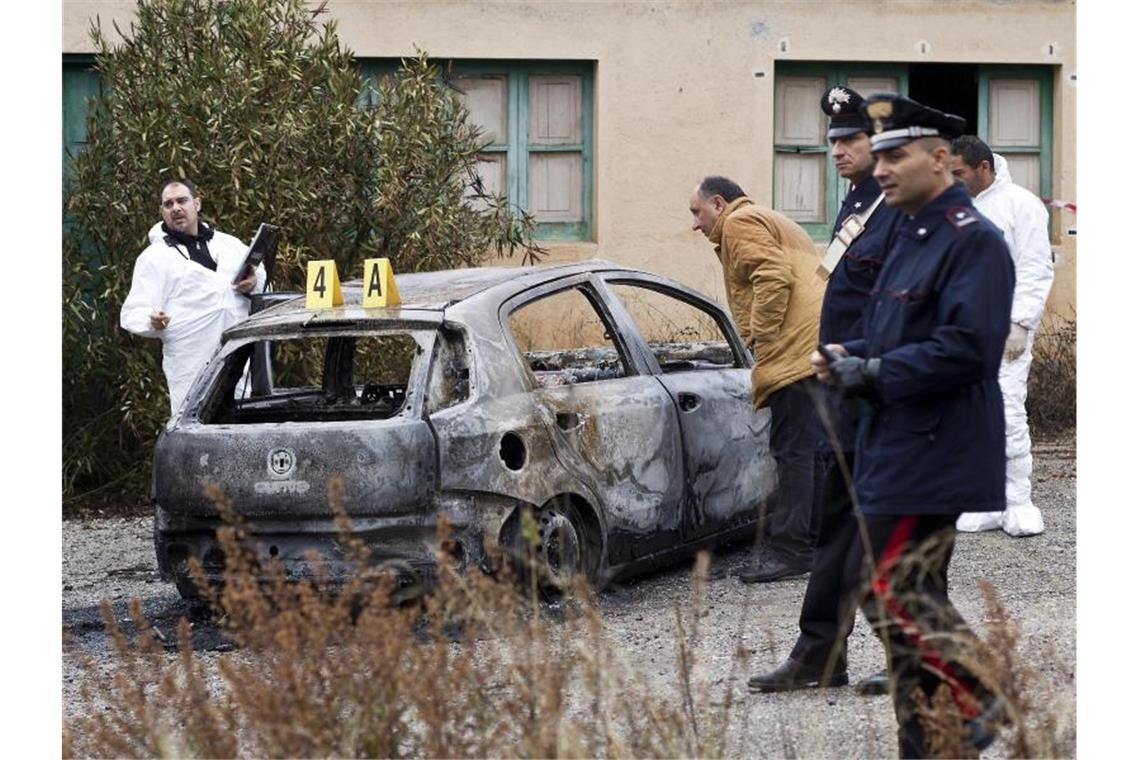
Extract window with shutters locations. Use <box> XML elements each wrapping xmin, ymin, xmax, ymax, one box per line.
<box><xmin>772</xmin><ymin>62</ymin><xmax>1054</xmax><ymax>241</ymax></box>
<box><xmin>65</xmin><ymin>56</ymin><xmax>595</xmax><ymax>240</ymax></box>
<box><xmin>773</xmin><ymin>64</ymin><xmax>906</xmax><ymax>240</ymax></box>
<box><xmin>979</xmin><ymin>67</ymin><xmax>1053</xmax><ymax>197</ymax></box>
<box><xmin>361</xmin><ymin>59</ymin><xmax>595</xmax><ymax>241</ymax></box>
<box><xmin>451</xmin><ymin>62</ymin><xmax>594</xmax><ymax>241</ymax></box>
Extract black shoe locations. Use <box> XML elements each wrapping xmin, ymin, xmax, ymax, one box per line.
<box><xmin>748</xmin><ymin>658</ymin><xmax>849</xmax><ymax>693</ymax></box>
<box><xmin>854</xmin><ymin>668</ymin><xmax>890</xmax><ymax>695</ymax></box>
<box><xmin>964</xmin><ymin>693</ymin><xmax>1007</xmax><ymax>751</ymax></box>
<box><xmin>736</xmin><ymin>555</ymin><xmax>811</xmax><ymax>584</ymax></box>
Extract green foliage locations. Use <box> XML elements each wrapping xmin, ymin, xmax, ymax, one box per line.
<box><xmin>63</xmin><ymin>0</ymin><xmax>542</xmax><ymax>502</ymax></box>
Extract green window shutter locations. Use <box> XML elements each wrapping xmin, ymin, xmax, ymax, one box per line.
<box><xmin>62</xmin><ymin>55</ymin><xmax>100</xmax><ymax>183</ymax></box>
<box><xmin>508</xmin><ymin>62</ymin><xmax>594</xmax><ymax>241</ymax></box>
<box><xmin>356</xmin><ymin>59</ymin><xmax>400</xmax><ymax>109</ymax></box>
<box><xmin>773</xmin><ymin>62</ymin><xmax>833</xmax><ymax>240</ymax></box>
<box><xmin>978</xmin><ymin>65</ymin><xmax>1053</xmax><ymax>203</ymax></box>
<box><xmin>62</xmin><ymin>55</ymin><xmax>105</xmax><ymax>283</ymax></box>
<box><xmin>452</xmin><ymin>73</ymin><xmax>510</xmax><ymax>205</ymax></box>
<box><xmin>374</xmin><ymin>58</ymin><xmax>596</xmax><ymax>242</ymax></box>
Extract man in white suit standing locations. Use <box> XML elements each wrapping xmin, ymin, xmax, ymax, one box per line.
<box><xmin>950</xmin><ymin>136</ymin><xmax>1055</xmax><ymax>537</ymax></box>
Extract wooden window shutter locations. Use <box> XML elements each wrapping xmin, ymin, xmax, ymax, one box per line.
<box><xmin>773</xmin><ymin>75</ymin><xmax>826</xmax><ymax>223</ymax></box>
<box><xmin>454</xmin><ymin>75</ymin><xmax>507</xmax><ymax>145</ymax></box>
<box><xmin>528</xmin><ymin>75</ymin><xmax>583</xmax><ymax>222</ymax></box>
<box><xmin>529</xmin><ymin>75</ymin><xmax>582</xmax><ymax>144</ymax></box>
<box><xmin>989</xmin><ymin>78</ymin><xmax>1042</xmax><ymax>194</ymax></box>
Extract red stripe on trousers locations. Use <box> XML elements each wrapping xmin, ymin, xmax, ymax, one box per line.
<box><xmin>870</xmin><ymin>515</ymin><xmax>981</xmax><ymax>719</ymax></box>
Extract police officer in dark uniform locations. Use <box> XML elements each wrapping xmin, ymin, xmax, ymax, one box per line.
<box><xmin>748</xmin><ymin>86</ymin><xmax>903</xmax><ymax>693</ymax></box>
<box><xmin>813</xmin><ymin>94</ymin><xmax>1013</xmax><ymax>757</ymax></box>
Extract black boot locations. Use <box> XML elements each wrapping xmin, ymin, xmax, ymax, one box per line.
<box><xmin>736</xmin><ymin>553</ymin><xmax>812</xmax><ymax>583</ymax></box>
<box><xmin>853</xmin><ymin>668</ymin><xmax>890</xmax><ymax>695</ymax></box>
<box><xmin>747</xmin><ymin>658</ymin><xmax>849</xmax><ymax>693</ymax></box>
<box><xmin>964</xmin><ymin>692</ymin><xmax>1008</xmax><ymax>751</ymax></box>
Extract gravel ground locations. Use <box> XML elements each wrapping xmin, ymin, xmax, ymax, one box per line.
<box><xmin>62</xmin><ymin>435</ymin><xmax>1075</xmax><ymax>757</ymax></box>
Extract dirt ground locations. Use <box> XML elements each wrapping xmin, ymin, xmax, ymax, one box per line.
<box><xmin>62</xmin><ymin>434</ymin><xmax>1075</xmax><ymax>757</ymax></box>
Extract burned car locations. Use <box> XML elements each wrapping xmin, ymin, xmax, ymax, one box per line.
<box><xmin>153</xmin><ymin>261</ymin><xmax>777</xmax><ymax>597</ymax></box>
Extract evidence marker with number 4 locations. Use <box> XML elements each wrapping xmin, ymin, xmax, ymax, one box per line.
<box><xmin>305</xmin><ymin>260</ymin><xmax>344</xmax><ymax>309</ymax></box>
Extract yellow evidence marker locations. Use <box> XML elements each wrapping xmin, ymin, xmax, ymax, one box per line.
<box><xmin>362</xmin><ymin>257</ymin><xmax>402</xmax><ymax>307</ymax></box>
<box><xmin>306</xmin><ymin>260</ymin><xmax>344</xmax><ymax>308</ymax></box>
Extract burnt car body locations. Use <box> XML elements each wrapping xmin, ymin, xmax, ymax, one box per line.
<box><xmin>153</xmin><ymin>261</ymin><xmax>777</xmax><ymax>597</ymax></box>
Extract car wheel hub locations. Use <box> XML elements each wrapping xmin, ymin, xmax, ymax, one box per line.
<box><xmin>537</xmin><ymin>508</ymin><xmax>581</xmax><ymax>583</ymax></box>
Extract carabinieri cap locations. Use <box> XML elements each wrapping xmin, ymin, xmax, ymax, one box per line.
<box><xmin>860</xmin><ymin>94</ymin><xmax>968</xmax><ymax>151</ymax></box>
<box><xmin>821</xmin><ymin>85</ymin><xmax>869</xmax><ymax>139</ymax></box>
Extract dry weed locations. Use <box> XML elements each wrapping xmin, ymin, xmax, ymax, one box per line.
<box><xmin>862</xmin><ymin>539</ymin><xmax>1075</xmax><ymax>758</ymax></box>
<box><xmin>1026</xmin><ymin>315</ymin><xmax>1076</xmax><ymax>438</ymax></box>
<box><xmin>65</xmin><ymin>483</ymin><xmax>742</xmax><ymax>758</ymax></box>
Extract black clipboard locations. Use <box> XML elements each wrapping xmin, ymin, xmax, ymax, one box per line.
<box><xmin>233</xmin><ymin>222</ymin><xmax>280</xmax><ymax>285</ymax></box>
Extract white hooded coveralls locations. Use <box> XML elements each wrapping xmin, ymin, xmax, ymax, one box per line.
<box><xmin>120</xmin><ymin>222</ymin><xmax>266</xmax><ymax>417</ymax></box>
<box><xmin>956</xmin><ymin>154</ymin><xmax>1054</xmax><ymax>536</ymax></box>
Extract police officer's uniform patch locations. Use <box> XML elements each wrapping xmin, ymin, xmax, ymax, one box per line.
<box><xmin>946</xmin><ymin>206</ymin><xmax>979</xmax><ymax>229</ymax></box>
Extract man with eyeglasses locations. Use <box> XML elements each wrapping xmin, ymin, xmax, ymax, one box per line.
<box><xmin>120</xmin><ymin>178</ymin><xmax>264</xmax><ymax>416</ymax></box>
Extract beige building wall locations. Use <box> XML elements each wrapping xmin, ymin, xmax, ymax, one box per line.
<box><xmin>64</xmin><ymin>0</ymin><xmax>1076</xmax><ymax>320</ymax></box>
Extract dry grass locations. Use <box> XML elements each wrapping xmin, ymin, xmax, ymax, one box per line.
<box><xmin>64</xmin><ymin>479</ymin><xmax>1074</xmax><ymax>758</ymax></box>
<box><xmin>1026</xmin><ymin>315</ymin><xmax>1076</xmax><ymax>439</ymax></box>
<box><xmin>859</xmin><ymin>546</ymin><xmax>1076</xmax><ymax>759</ymax></box>
<box><xmin>898</xmin><ymin>576</ymin><xmax>1076</xmax><ymax>758</ymax></box>
<box><xmin>64</xmin><ymin>484</ymin><xmax>747</xmax><ymax>758</ymax></box>
<box><xmin>972</xmin><ymin>580</ymin><xmax>1076</xmax><ymax>757</ymax></box>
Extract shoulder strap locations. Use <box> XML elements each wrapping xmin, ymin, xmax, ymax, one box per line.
<box><xmin>816</xmin><ymin>193</ymin><xmax>886</xmax><ymax>280</ymax></box>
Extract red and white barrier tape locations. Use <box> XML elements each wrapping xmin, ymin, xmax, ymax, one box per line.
<box><xmin>1042</xmin><ymin>197</ymin><xmax>1076</xmax><ymax>213</ymax></box>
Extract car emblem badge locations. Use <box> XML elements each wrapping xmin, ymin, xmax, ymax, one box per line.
<box><xmin>268</xmin><ymin>448</ymin><xmax>296</xmax><ymax>477</ymax></box>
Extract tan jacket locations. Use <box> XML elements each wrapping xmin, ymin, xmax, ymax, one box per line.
<box><xmin>709</xmin><ymin>197</ymin><xmax>824</xmax><ymax>408</ymax></box>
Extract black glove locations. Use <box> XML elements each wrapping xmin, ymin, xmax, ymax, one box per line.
<box><xmin>829</xmin><ymin>356</ymin><xmax>881</xmax><ymax>400</ymax></box>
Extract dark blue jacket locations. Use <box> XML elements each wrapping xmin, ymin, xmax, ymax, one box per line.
<box><xmin>817</xmin><ymin>176</ymin><xmax>904</xmax><ymax>453</ymax></box>
<box><xmin>820</xmin><ymin>176</ymin><xmax>904</xmax><ymax>345</ymax></box>
<box><xmin>843</xmin><ymin>183</ymin><xmax>1014</xmax><ymax>515</ymax></box>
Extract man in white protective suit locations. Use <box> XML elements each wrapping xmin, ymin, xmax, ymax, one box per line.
<box><xmin>120</xmin><ymin>179</ymin><xmax>266</xmax><ymax>417</ymax></box>
<box><xmin>949</xmin><ymin>136</ymin><xmax>1054</xmax><ymax>537</ymax></box>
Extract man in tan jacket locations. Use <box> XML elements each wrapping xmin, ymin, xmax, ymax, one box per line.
<box><xmin>690</xmin><ymin>176</ymin><xmax>825</xmax><ymax>582</ymax></box>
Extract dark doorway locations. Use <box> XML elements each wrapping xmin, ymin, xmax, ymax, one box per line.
<box><xmin>908</xmin><ymin>64</ymin><xmax>979</xmax><ymax>134</ymax></box>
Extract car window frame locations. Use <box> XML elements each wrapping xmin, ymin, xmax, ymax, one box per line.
<box><xmin>498</xmin><ymin>274</ymin><xmax>654</xmax><ymax>391</ymax></box>
<box><xmin>188</xmin><ymin>327</ymin><xmax>438</xmax><ymax>425</ymax></box>
<box><xmin>424</xmin><ymin>321</ymin><xmax>474</xmax><ymax>415</ymax></box>
<box><xmin>594</xmin><ymin>274</ymin><xmax>753</xmax><ymax>374</ymax></box>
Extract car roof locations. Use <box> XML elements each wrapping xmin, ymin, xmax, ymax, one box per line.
<box><xmin>227</xmin><ymin>259</ymin><xmax>640</xmax><ymax>335</ymax></box>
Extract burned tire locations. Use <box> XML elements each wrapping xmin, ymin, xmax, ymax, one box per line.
<box><xmin>501</xmin><ymin>496</ymin><xmax>600</xmax><ymax>596</ymax></box>
<box><xmin>534</xmin><ymin>503</ymin><xmax>585</xmax><ymax>588</ymax></box>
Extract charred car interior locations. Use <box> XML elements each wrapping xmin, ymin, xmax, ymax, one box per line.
<box><xmin>199</xmin><ymin>332</ymin><xmax>426</xmax><ymax>424</ymax></box>
<box><xmin>152</xmin><ymin>262</ymin><xmax>777</xmax><ymax>599</ymax></box>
